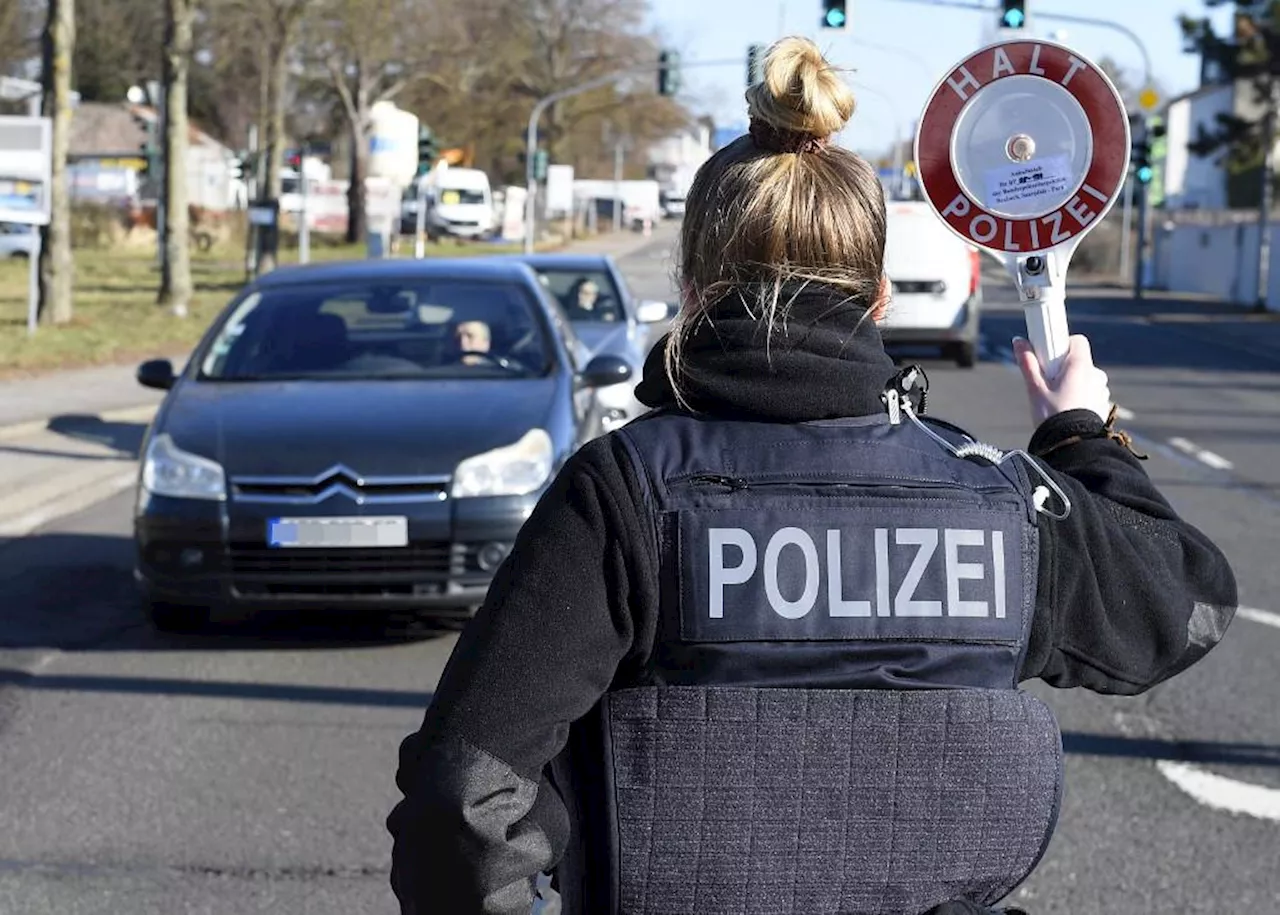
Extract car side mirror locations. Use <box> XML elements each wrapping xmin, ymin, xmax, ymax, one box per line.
<box><xmin>578</xmin><ymin>354</ymin><xmax>633</xmax><ymax>388</ymax></box>
<box><xmin>636</xmin><ymin>300</ymin><xmax>671</xmax><ymax>324</ymax></box>
<box><xmin>137</xmin><ymin>358</ymin><xmax>176</xmax><ymax>390</ymax></box>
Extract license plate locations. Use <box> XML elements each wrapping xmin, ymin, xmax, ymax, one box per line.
<box><xmin>267</xmin><ymin>516</ymin><xmax>408</xmax><ymax>549</ymax></box>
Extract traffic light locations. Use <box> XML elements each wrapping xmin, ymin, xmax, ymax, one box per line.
<box><xmin>417</xmin><ymin>127</ymin><xmax>439</xmax><ymax>175</ymax></box>
<box><xmin>228</xmin><ymin>155</ymin><xmax>245</xmax><ymax>181</ymax></box>
<box><xmin>999</xmin><ymin>0</ymin><xmax>1027</xmax><ymax>29</ymax></box>
<box><xmin>658</xmin><ymin>49</ymin><xmax>681</xmax><ymax>97</ymax></box>
<box><xmin>533</xmin><ymin>149</ymin><xmax>549</xmax><ymax>182</ymax></box>
<box><xmin>821</xmin><ymin>0</ymin><xmax>848</xmax><ymax>29</ymax></box>
<box><xmin>1130</xmin><ymin>120</ymin><xmax>1153</xmax><ymax>185</ymax></box>
<box><xmin>747</xmin><ymin>44</ymin><xmax>765</xmax><ymax>87</ymax></box>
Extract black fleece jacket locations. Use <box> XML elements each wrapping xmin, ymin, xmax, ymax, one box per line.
<box><xmin>388</xmin><ymin>296</ymin><xmax>1238</xmax><ymax>915</ymax></box>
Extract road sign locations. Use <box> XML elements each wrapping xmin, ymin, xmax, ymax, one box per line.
<box><xmin>0</xmin><ymin>116</ymin><xmax>52</xmax><ymax>226</ymax></box>
<box><xmin>1138</xmin><ymin>87</ymin><xmax>1159</xmax><ymax>111</ymax></box>
<box><xmin>914</xmin><ymin>38</ymin><xmax>1130</xmax><ymax>379</ymax></box>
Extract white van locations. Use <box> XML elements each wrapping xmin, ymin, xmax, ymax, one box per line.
<box><xmin>880</xmin><ymin>201</ymin><xmax>983</xmax><ymax>367</ymax></box>
<box><xmin>426</xmin><ymin>167</ymin><xmax>494</xmax><ymax>240</ymax></box>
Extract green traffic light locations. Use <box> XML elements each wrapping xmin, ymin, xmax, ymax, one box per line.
<box><xmin>1136</xmin><ymin>165</ymin><xmax>1153</xmax><ymax>184</ymax></box>
<box><xmin>825</xmin><ymin>8</ymin><xmax>846</xmax><ymax>27</ymax></box>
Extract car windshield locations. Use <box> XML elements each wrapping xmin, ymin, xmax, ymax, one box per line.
<box><xmin>532</xmin><ymin>268</ymin><xmax>625</xmax><ymax>323</ymax></box>
<box><xmin>198</xmin><ymin>280</ymin><xmax>553</xmax><ymax>381</ymax></box>
<box><xmin>439</xmin><ymin>188</ymin><xmax>486</xmax><ymax>205</ymax></box>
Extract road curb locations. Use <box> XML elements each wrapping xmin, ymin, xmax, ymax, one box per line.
<box><xmin>0</xmin><ymin>403</ymin><xmax>159</xmax><ymax>443</ymax></box>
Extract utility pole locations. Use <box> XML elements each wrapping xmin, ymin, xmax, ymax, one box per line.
<box><xmin>245</xmin><ymin>124</ymin><xmax>259</xmax><ymax>279</ymax></box>
<box><xmin>1256</xmin><ymin>78</ymin><xmax>1277</xmax><ymax>312</ymax></box>
<box><xmin>298</xmin><ymin>144</ymin><xmax>310</xmax><ymax>265</ymax></box>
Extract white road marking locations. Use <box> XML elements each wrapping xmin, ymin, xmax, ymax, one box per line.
<box><xmin>1147</xmin><ymin>605</ymin><xmax>1280</xmax><ymax>822</ymax></box>
<box><xmin>1156</xmin><ymin>761</ymin><xmax>1280</xmax><ymax>822</ymax></box>
<box><xmin>1169</xmin><ymin>437</ymin><xmax>1235</xmax><ymax>471</ymax></box>
<box><xmin>1239</xmin><ymin>606</ymin><xmax>1280</xmax><ymax>630</ymax></box>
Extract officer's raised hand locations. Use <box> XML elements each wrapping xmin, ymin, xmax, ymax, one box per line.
<box><xmin>1013</xmin><ymin>333</ymin><xmax>1112</xmax><ymax>425</ymax></box>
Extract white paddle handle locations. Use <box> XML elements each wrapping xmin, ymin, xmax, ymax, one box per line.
<box><xmin>1023</xmin><ymin>293</ymin><xmax>1070</xmax><ymax>382</ymax></box>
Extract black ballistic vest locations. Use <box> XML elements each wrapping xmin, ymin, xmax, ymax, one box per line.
<box><xmin>554</xmin><ymin>410</ymin><xmax>1064</xmax><ymax>915</ymax></box>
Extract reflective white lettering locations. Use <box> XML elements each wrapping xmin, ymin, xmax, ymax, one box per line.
<box><xmin>970</xmin><ymin>214</ymin><xmax>999</xmax><ymax>243</ymax></box>
<box><xmin>1001</xmin><ymin>220</ymin><xmax>1019</xmax><ymax>250</ymax></box>
<box><xmin>1061</xmin><ymin>56</ymin><xmax>1087</xmax><ymax>87</ymax></box>
<box><xmin>764</xmin><ymin>528</ymin><xmax>819</xmax><ymax>619</ymax></box>
<box><xmin>1029</xmin><ymin>45</ymin><xmax>1046</xmax><ymax>76</ymax></box>
<box><xmin>945</xmin><ymin>529</ymin><xmax>988</xmax><ymax>617</ymax></box>
<box><xmin>993</xmin><ymin>530</ymin><xmax>1007</xmax><ymax>619</ymax></box>
<box><xmin>827</xmin><ymin>531</ymin><xmax>871</xmax><ymax>617</ymax></box>
<box><xmin>942</xmin><ymin>193</ymin><xmax>972</xmax><ymax>219</ymax></box>
<box><xmin>875</xmin><ymin>528</ymin><xmax>891</xmax><ymax>617</ymax></box>
<box><xmin>1042</xmin><ymin>210</ymin><xmax>1070</xmax><ymax>244</ymax></box>
<box><xmin>705</xmin><ymin>525</ymin><xmax>1011</xmax><ymax>622</ymax></box>
<box><xmin>1029</xmin><ymin>218</ymin><xmax>1040</xmax><ymax>249</ymax></box>
<box><xmin>895</xmin><ymin>529</ymin><xmax>942</xmax><ymax>617</ymax></box>
<box><xmin>1065</xmin><ymin>195</ymin><xmax>1096</xmax><ymax>228</ymax></box>
<box><xmin>709</xmin><ymin>528</ymin><xmax>756</xmax><ymax>619</ymax></box>
<box><xmin>992</xmin><ymin>48</ymin><xmax>1016</xmax><ymax>79</ymax></box>
<box><xmin>1081</xmin><ymin>183</ymin><xmax>1109</xmax><ymax>203</ymax></box>
<box><xmin>947</xmin><ymin>66</ymin><xmax>982</xmax><ymax>101</ymax></box>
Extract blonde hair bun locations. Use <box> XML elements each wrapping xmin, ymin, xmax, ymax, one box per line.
<box><xmin>746</xmin><ymin>36</ymin><xmax>855</xmax><ymax>141</ymax></box>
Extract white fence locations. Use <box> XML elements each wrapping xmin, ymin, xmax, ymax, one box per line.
<box><xmin>1153</xmin><ymin>210</ymin><xmax>1280</xmax><ymax>310</ymax></box>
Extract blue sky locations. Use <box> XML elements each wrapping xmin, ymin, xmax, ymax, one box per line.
<box><xmin>647</xmin><ymin>0</ymin><xmax>1235</xmax><ymax>155</ymax></box>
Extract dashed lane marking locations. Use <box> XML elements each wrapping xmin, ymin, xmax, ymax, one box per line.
<box><xmin>1156</xmin><ymin>760</ymin><xmax>1280</xmax><ymax>823</ymax></box>
<box><xmin>1149</xmin><ymin>605</ymin><xmax>1280</xmax><ymax>823</ymax></box>
<box><xmin>1169</xmin><ymin>437</ymin><xmax>1235</xmax><ymax>471</ymax></box>
<box><xmin>1239</xmin><ymin>606</ymin><xmax>1280</xmax><ymax>631</ymax></box>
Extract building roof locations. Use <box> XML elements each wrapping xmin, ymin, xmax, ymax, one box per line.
<box><xmin>69</xmin><ymin>102</ymin><xmax>229</xmax><ymax>158</ymax></box>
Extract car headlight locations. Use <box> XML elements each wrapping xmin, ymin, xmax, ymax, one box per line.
<box><xmin>142</xmin><ymin>433</ymin><xmax>226</xmax><ymax>501</ymax></box>
<box><xmin>452</xmin><ymin>429</ymin><xmax>553</xmax><ymax>498</ymax></box>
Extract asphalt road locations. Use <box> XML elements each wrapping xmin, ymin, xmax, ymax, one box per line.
<box><xmin>1</xmin><ymin>224</ymin><xmax>1278</xmax><ymax>913</ymax></box>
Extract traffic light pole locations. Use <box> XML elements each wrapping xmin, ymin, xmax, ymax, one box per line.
<box><xmin>889</xmin><ymin>0</ymin><xmax>1153</xmax><ymax>93</ymax></box>
<box><xmin>1134</xmin><ymin>175</ymin><xmax>1149</xmax><ymax>301</ymax></box>
<box><xmin>523</xmin><ymin>57</ymin><xmax>742</xmax><ymax>254</ymax></box>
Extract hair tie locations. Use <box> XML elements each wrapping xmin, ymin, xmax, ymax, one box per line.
<box><xmin>749</xmin><ymin>118</ymin><xmax>828</xmax><ymax>154</ymax></box>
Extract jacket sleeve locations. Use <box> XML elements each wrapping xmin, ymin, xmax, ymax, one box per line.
<box><xmin>386</xmin><ymin>435</ymin><xmax>656</xmax><ymax>914</ymax></box>
<box><xmin>1020</xmin><ymin>409</ymin><xmax>1239</xmax><ymax>694</ymax></box>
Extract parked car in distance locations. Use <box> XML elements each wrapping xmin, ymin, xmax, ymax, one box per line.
<box><xmin>0</xmin><ymin>222</ymin><xmax>37</xmax><ymax>259</ymax></box>
<box><xmin>880</xmin><ymin>201</ymin><xmax>983</xmax><ymax>368</ymax></box>
<box><xmin>132</xmin><ymin>258</ymin><xmax>631</xmax><ymax>632</ymax></box>
<box><xmin>502</xmin><ymin>253</ymin><xmax>674</xmax><ymax>431</ymax></box>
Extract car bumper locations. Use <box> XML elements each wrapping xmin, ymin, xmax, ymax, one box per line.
<box><xmin>878</xmin><ymin>295</ymin><xmax>979</xmax><ymax>344</ymax></box>
<box><xmin>134</xmin><ymin>487</ymin><xmax>540</xmax><ymax>615</ymax></box>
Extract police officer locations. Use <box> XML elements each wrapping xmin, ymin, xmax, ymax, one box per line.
<box><xmin>388</xmin><ymin>37</ymin><xmax>1238</xmax><ymax>915</ymax></box>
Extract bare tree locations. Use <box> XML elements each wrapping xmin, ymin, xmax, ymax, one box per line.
<box><xmin>158</xmin><ymin>0</ymin><xmax>195</xmax><ymax>316</ymax></box>
<box><xmin>37</xmin><ymin>0</ymin><xmax>74</xmax><ymax>326</ymax></box>
<box><xmin>308</xmin><ymin>0</ymin><xmax>431</xmax><ymax>243</ymax></box>
<box><xmin>72</xmin><ymin>0</ymin><xmax>163</xmax><ymax>102</ymax></box>
<box><xmin>395</xmin><ymin>0</ymin><xmax>689</xmax><ymax>184</ymax></box>
<box><xmin>219</xmin><ymin>0</ymin><xmax>308</xmax><ymax>270</ymax></box>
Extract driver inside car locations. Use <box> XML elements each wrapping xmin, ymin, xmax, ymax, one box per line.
<box><xmin>452</xmin><ymin>319</ymin><xmax>492</xmax><ymax>365</ymax></box>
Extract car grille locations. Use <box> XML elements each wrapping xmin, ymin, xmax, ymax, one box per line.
<box><xmin>227</xmin><ymin>542</ymin><xmax>494</xmax><ymax>599</ymax></box>
<box><xmin>230</xmin><ymin>543</ymin><xmax>458</xmax><ymax>576</ymax></box>
<box><xmin>231</xmin><ymin>466</ymin><xmax>449</xmax><ymax>505</ymax></box>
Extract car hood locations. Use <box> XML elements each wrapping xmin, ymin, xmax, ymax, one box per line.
<box><xmin>159</xmin><ymin>378</ymin><xmax>560</xmax><ymax>477</ymax></box>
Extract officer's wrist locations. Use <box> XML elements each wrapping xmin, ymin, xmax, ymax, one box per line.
<box><xmin>1028</xmin><ymin>409</ymin><xmax>1108</xmax><ymax>458</ymax></box>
